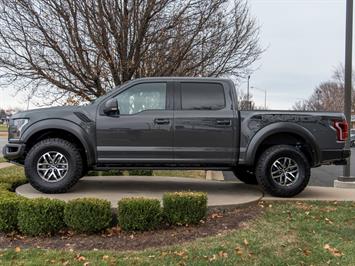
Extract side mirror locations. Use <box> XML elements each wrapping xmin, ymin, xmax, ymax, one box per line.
<box><xmin>103</xmin><ymin>99</ymin><xmax>119</xmax><ymax>116</ymax></box>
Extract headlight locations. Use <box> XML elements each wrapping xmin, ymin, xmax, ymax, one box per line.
<box><xmin>9</xmin><ymin>119</ymin><xmax>29</xmax><ymax>140</ymax></box>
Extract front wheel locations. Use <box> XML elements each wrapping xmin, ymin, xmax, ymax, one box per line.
<box><xmin>25</xmin><ymin>138</ymin><xmax>84</xmax><ymax>193</ymax></box>
<box><xmin>255</xmin><ymin>145</ymin><xmax>310</xmax><ymax>197</ymax></box>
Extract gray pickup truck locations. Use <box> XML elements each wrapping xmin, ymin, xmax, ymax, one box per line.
<box><xmin>3</xmin><ymin>77</ymin><xmax>350</xmax><ymax>197</ymax></box>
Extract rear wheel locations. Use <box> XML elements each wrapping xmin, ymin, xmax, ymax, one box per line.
<box><xmin>25</xmin><ymin>138</ymin><xmax>83</xmax><ymax>193</ymax></box>
<box><xmin>255</xmin><ymin>145</ymin><xmax>310</xmax><ymax>197</ymax></box>
<box><xmin>232</xmin><ymin>166</ymin><xmax>258</xmax><ymax>185</ymax></box>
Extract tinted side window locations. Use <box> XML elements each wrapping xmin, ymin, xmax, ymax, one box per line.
<box><xmin>181</xmin><ymin>83</ymin><xmax>225</xmax><ymax>110</ymax></box>
<box><xmin>115</xmin><ymin>83</ymin><xmax>166</xmax><ymax>115</ymax></box>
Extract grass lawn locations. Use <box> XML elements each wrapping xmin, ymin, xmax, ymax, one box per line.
<box><xmin>0</xmin><ymin>201</ymin><xmax>354</xmax><ymax>265</ymax></box>
<box><xmin>88</xmin><ymin>170</ymin><xmax>206</xmax><ymax>179</ymax></box>
<box><xmin>0</xmin><ymin>124</ymin><xmax>8</xmax><ymax>132</ymax></box>
<box><xmin>153</xmin><ymin>170</ymin><xmax>206</xmax><ymax>179</ymax></box>
<box><xmin>0</xmin><ymin>157</ymin><xmax>7</xmax><ymax>163</ymax></box>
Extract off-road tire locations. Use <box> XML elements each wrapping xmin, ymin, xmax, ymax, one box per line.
<box><xmin>255</xmin><ymin>145</ymin><xmax>310</xmax><ymax>197</ymax></box>
<box><xmin>232</xmin><ymin>166</ymin><xmax>258</xmax><ymax>185</ymax></box>
<box><xmin>25</xmin><ymin>138</ymin><xmax>83</xmax><ymax>193</ymax></box>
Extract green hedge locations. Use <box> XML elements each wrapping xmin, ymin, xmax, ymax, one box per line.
<box><xmin>118</xmin><ymin>197</ymin><xmax>161</xmax><ymax>231</ymax></box>
<box><xmin>128</xmin><ymin>170</ymin><xmax>153</xmax><ymax>176</ymax></box>
<box><xmin>0</xmin><ymin>183</ymin><xmax>11</xmax><ymax>191</ymax></box>
<box><xmin>163</xmin><ymin>192</ymin><xmax>208</xmax><ymax>225</ymax></box>
<box><xmin>0</xmin><ymin>184</ymin><xmax>20</xmax><ymax>200</ymax></box>
<box><xmin>0</xmin><ymin>169</ymin><xmax>25</xmax><ymax>232</ymax></box>
<box><xmin>64</xmin><ymin>198</ymin><xmax>112</xmax><ymax>233</ymax></box>
<box><xmin>0</xmin><ymin>166</ymin><xmax>27</xmax><ymax>190</ymax></box>
<box><xmin>17</xmin><ymin>198</ymin><xmax>65</xmax><ymax>236</ymax></box>
<box><xmin>0</xmin><ymin>197</ymin><xmax>23</xmax><ymax>232</ymax></box>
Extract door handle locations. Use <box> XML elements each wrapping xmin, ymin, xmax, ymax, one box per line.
<box><xmin>154</xmin><ymin>118</ymin><xmax>170</xmax><ymax>125</ymax></box>
<box><xmin>216</xmin><ymin>120</ymin><xmax>232</xmax><ymax>126</ymax></box>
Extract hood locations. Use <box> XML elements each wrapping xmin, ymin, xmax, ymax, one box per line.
<box><xmin>11</xmin><ymin>106</ymin><xmax>81</xmax><ymax>119</ymax></box>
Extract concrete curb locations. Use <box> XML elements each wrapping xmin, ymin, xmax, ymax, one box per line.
<box><xmin>334</xmin><ymin>179</ymin><xmax>355</xmax><ymax>189</ymax></box>
<box><xmin>16</xmin><ymin>176</ymin><xmax>263</xmax><ymax>208</ymax></box>
<box><xmin>207</xmin><ymin>195</ymin><xmax>263</xmax><ymax>210</ymax></box>
<box><xmin>263</xmin><ymin>186</ymin><xmax>355</xmax><ymax>201</ymax></box>
<box><xmin>206</xmin><ymin>171</ymin><xmax>224</xmax><ymax>181</ymax></box>
<box><xmin>14</xmin><ymin>176</ymin><xmax>355</xmax><ymax>209</ymax></box>
<box><xmin>0</xmin><ymin>162</ymin><xmax>13</xmax><ymax>169</ymax></box>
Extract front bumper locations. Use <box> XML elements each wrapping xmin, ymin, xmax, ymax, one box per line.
<box><xmin>320</xmin><ymin>149</ymin><xmax>351</xmax><ymax>165</ymax></box>
<box><xmin>2</xmin><ymin>143</ymin><xmax>26</xmax><ymax>161</ymax></box>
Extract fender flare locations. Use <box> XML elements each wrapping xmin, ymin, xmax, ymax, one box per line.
<box><xmin>245</xmin><ymin>122</ymin><xmax>320</xmax><ymax>166</ymax></box>
<box><xmin>21</xmin><ymin>119</ymin><xmax>95</xmax><ymax>165</ymax></box>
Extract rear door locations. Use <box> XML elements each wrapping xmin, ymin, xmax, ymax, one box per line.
<box><xmin>173</xmin><ymin>81</ymin><xmax>236</xmax><ymax>165</ymax></box>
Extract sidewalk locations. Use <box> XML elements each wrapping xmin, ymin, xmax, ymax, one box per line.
<box><xmin>16</xmin><ymin>176</ymin><xmax>263</xmax><ymax>207</ymax></box>
<box><xmin>0</xmin><ymin>162</ymin><xmax>13</xmax><ymax>169</ymax></box>
<box><xmin>15</xmin><ymin>175</ymin><xmax>355</xmax><ymax>208</ymax></box>
<box><xmin>263</xmin><ymin>186</ymin><xmax>355</xmax><ymax>201</ymax></box>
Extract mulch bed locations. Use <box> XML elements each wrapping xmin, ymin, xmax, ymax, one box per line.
<box><xmin>0</xmin><ymin>204</ymin><xmax>262</xmax><ymax>251</ymax></box>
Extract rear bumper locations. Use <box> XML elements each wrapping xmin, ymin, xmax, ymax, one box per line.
<box><xmin>320</xmin><ymin>149</ymin><xmax>351</xmax><ymax>165</ymax></box>
<box><xmin>2</xmin><ymin>143</ymin><xmax>26</xmax><ymax>161</ymax></box>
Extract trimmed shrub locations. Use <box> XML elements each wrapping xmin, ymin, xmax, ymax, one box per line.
<box><xmin>118</xmin><ymin>197</ymin><xmax>161</xmax><ymax>231</ymax></box>
<box><xmin>64</xmin><ymin>198</ymin><xmax>112</xmax><ymax>233</ymax></box>
<box><xmin>18</xmin><ymin>198</ymin><xmax>65</xmax><ymax>235</ymax></box>
<box><xmin>0</xmin><ymin>166</ymin><xmax>27</xmax><ymax>190</ymax></box>
<box><xmin>128</xmin><ymin>170</ymin><xmax>153</xmax><ymax>176</ymax></box>
<box><xmin>0</xmin><ymin>196</ymin><xmax>23</xmax><ymax>232</ymax></box>
<box><xmin>0</xmin><ymin>183</ymin><xmax>12</xmax><ymax>192</ymax></box>
<box><xmin>0</xmin><ymin>183</ymin><xmax>20</xmax><ymax>202</ymax></box>
<box><xmin>163</xmin><ymin>191</ymin><xmax>208</xmax><ymax>225</ymax></box>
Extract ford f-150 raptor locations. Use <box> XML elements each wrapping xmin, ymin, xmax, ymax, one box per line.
<box><xmin>3</xmin><ymin>77</ymin><xmax>351</xmax><ymax>197</ymax></box>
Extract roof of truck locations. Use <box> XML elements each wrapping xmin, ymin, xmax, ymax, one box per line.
<box><xmin>132</xmin><ymin>77</ymin><xmax>232</xmax><ymax>82</ymax></box>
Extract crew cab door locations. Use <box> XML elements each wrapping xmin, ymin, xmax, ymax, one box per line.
<box><xmin>96</xmin><ymin>82</ymin><xmax>174</xmax><ymax>164</ymax></box>
<box><xmin>173</xmin><ymin>81</ymin><xmax>237</xmax><ymax>165</ymax></box>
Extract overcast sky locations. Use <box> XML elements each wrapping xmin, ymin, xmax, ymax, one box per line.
<box><xmin>0</xmin><ymin>0</ymin><xmax>351</xmax><ymax>110</ymax></box>
<box><xmin>246</xmin><ymin>0</ymin><xmax>347</xmax><ymax>109</ymax></box>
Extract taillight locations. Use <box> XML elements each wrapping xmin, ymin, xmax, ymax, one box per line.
<box><xmin>333</xmin><ymin>120</ymin><xmax>349</xmax><ymax>141</ymax></box>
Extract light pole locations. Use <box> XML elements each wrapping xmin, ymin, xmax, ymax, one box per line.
<box><xmin>316</xmin><ymin>89</ymin><xmax>322</xmax><ymax>111</ymax></box>
<box><xmin>251</xmin><ymin>86</ymin><xmax>267</xmax><ymax>109</ymax></box>
<box><xmin>343</xmin><ymin>0</ymin><xmax>353</xmax><ymax>177</ymax></box>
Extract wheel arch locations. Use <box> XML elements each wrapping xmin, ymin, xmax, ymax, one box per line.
<box><xmin>245</xmin><ymin>122</ymin><xmax>320</xmax><ymax>167</ymax></box>
<box><xmin>21</xmin><ymin>119</ymin><xmax>95</xmax><ymax>166</ymax></box>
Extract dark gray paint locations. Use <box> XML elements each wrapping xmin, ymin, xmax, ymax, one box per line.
<box><xmin>96</xmin><ymin>110</ymin><xmax>174</xmax><ymax>162</ymax></box>
<box><xmin>3</xmin><ymin>77</ymin><xmax>350</xmax><ymax>170</ymax></box>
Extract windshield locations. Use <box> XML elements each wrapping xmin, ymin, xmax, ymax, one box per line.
<box><xmin>91</xmin><ymin>94</ymin><xmax>107</xmax><ymax>104</ymax></box>
<box><xmin>91</xmin><ymin>83</ymin><xmax>127</xmax><ymax>104</ymax></box>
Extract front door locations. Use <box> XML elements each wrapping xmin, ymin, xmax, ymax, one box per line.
<box><xmin>173</xmin><ymin>81</ymin><xmax>236</xmax><ymax>165</ymax></box>
<box><xmin>96</xmin><ymin>82</ymin><xmax>174</xmax><ymax>164</ymax></box>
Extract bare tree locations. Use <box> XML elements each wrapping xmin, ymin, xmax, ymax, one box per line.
<box><xmin>293</xmin><ymin>65</ymin><xmax>355</xmax><ymax>112</ymax></box>
<box><xmin>292</xmin><ymin>99</ymin><xmax>308</xmax><ymax>111</ymax></box>
<box><xmin>0</xmin><ymin>0</ymin><xmax>262</xmax><ymax>105</ymax></box>
<box><xmin>236</xmin><ymin>88</ymin><xmax>256</xmax><ymax>110</ymax></box>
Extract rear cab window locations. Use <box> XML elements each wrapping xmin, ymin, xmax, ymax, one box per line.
<box><xmin>180</xmin><ymin>82</ymin><xmax>226</xmax><ymax>110</ymax></box>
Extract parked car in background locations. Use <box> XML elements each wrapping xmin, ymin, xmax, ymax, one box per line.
<box><xmin>351</xmin><ymin>129</ymin><xmax>355</xmax><ymax>147</ymax></box>
<box><xmin>3</xmin><ymin>77</ymin><xmax>351</xmax><ymax>197</ymax></box>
